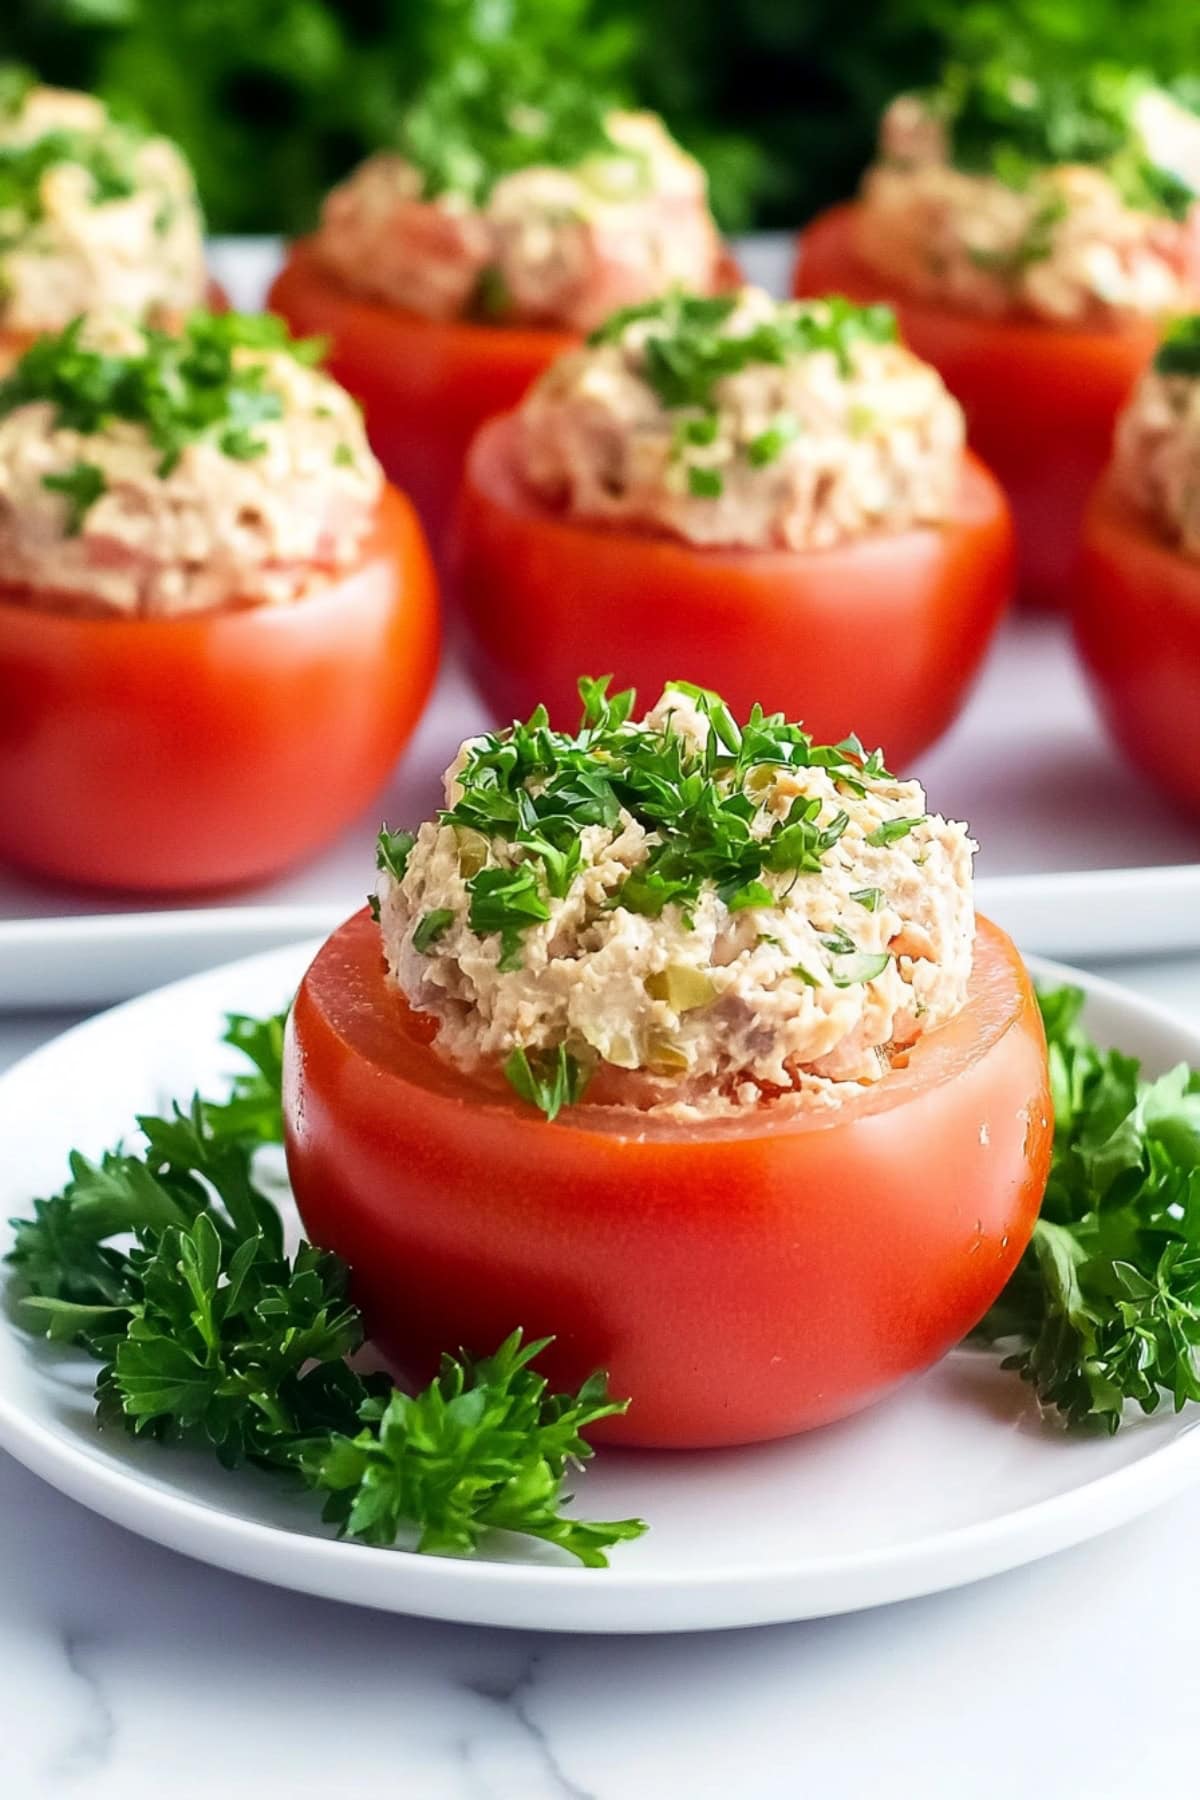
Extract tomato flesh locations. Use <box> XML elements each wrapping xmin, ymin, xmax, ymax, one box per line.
<box><xmin>794</xmin><ymin>203</ymin><xmax>1168</xmax><ymax>610</ymax></box>
<box><xmin>1074</xmin><ymin>473</ymin><xmax>1200</xmax><ymax>814</ymax></box>
<box><xmin>284</xmin><ymin>909</ymin><xmax>1052</xmax><ymax>1449</ymax></box>
<box><xmin>450</xmin><ymin>411</ymin><xmax>1012</xmax><ymax>764</ymax></box>
<box><xmin>0</xmin><ymin>485</ymin><xmax>439</xmax><ymax>892</ymax></box>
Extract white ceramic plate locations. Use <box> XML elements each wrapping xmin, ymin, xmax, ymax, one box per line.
<box><xmin>0</xmin><ymin>942</ymin><xmax>1198</xmax><ymax>1635</ymax></box>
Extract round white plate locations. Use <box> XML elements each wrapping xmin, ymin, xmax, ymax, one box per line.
<box><xmin>1</xmin><ymin>942</ymin><xmax>1198</xmax><ymax>1635</ymax></box>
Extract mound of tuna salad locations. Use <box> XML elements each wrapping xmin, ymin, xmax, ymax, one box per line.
<box><xmin>858</xmin><ymin>61</ymin><xmax>1200</xmax><ymax>323</ymax></box>
<box><xmin>515</xmin><ymin>289</ymin><xmax>964</xmax><ymax>551</ymax></box>
<box><xmin>315</xmin><ymin>85</ymin><xmax>723</xmax><ymax>334</ymax></box>
<box><xmin>376</xmin><ymin>680</ymin><xmax>976</xmax><ymax>1120</ymax></box>
<box><xmin>1112</xmin><ymin>314</ymin><xmax>1200</xmax><ymax>557</ymax></box>
<box><xmin>0</xmin><ymin>311</ymin><xmax>382</xmax><ymax>617</ymax></box>
<box><xmin>0</xmin><ymin>76</ymin><xmax>206</xmax><ymax>334</ymax></box>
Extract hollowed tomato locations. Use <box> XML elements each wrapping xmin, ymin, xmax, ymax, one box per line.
<box><xmin>0</xmin><ymin>485</ymin><xmax>439</xmax><ymax>893</ymax></box>
<box><xmin>794</xmin><ymin>202</ymin><xmax>1172</xmax><ymax>609</ymax></box>
<box><xmin>1073</xmin><ymin>473</ymin><xmax>1200</xmax><ymax>814</ymax></box>
<box><xmin>450</xmin><ymin>412</ymin><xmax>1013</xmax><ymax>764</ymax></box>
<box><xmin>283</xmin><ymin>908</ymin><xmax>1052</xmax><ymax>1449</ymax></box>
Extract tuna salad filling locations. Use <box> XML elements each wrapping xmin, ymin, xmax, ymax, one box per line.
<box><xmin>0</xmin><ymin>76</ymin><xmax>206</xmax><ymax>334</ymax></box>
<box><xmin>515</xmin><ymin>289</ymin><xmax>964</xmax><ymax>551</ymax></box>
<box><xmin>857</xmin><ymin>60</ymin><xmax>1200</xmax><ymax>323</ymax></box>
<box><xmin>314</xmin><ymin>94</ymin><xmax>724</xmax><ymax>334</ymax></box>
<box><xmin>376</xmin><ymin>680</ymin><xmax>976</xmax><ymax>1120</ymax></box>
<box><xmin>1113</xmin><ymin>313</ymin><xmax>1200</xmax><ymax>557</ymax></box>
<box><xmin>0</xmin><ymin>311</ymin><xmax>382</xmax><ymax>617</ymax></box>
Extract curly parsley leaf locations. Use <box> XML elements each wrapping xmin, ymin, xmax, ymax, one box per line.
<box><xmin>7</xmin><ymin>1007</ymin><xmax>639</xmax><ymax>1562</ymax></box>
<box><xmin>976</xmin><ymin>984</ymin><xmax>1200</xmax><ymax>1432</ymax></box>
<box><xmin>302</xmin><ymin>1329</ymin><xmax>644</xmax><ymax>1565</ymax></box>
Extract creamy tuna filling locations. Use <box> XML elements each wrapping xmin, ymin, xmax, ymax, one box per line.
<box><xmin>314</xmin><ymin>111</ymin><xmax>723</xmax><ymax>333</ymax></box>
<box><xmin>377</xmin><ymin>683</ymin><xmax>976</xmax><ymax>1120</ymax></box>
<box><xmin>857</xmin><ymin>76</ymin><xmax>1199</xmax><ymax>324</ymax></box>
<box><xmin>0</xmin><ymin>82</ymin><xmax>206</xmax><ymax>333</ymax></box>
<box><xmin>0</xmin><ymin>313</ymin><xmax>383</xmax><ymax>617</ymax></box>
<box><xmin>1113</xmin><ymin>315</ymin><xmax>1200</xmax><ymax>557</ymax></box>
<box><xmin>515</xmin><ymin>287</ymin><xmax>964</xmax><ymax>552</ymax></box>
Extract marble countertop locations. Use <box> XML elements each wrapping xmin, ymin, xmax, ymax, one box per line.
<box><xmin>4</xmin><ymin>952</ymin><xmax>1200</xmax><ymax>1797</ymax></box>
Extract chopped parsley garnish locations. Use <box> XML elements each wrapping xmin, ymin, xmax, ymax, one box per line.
<box><xmin>41</xmin><ymin>460</ymin><xmax>106</xmax><ymax>534</ymax></box>
<box><xmin>428</xmin><ymin>677</ymin><xmax>894</xmax><ymax>972</ymax></box>
<box><xmin>591</xmin><ymin>294</ymin><xmax>895</xmax><ymax>488</ymax></box>
<box><xmin>590</xmin><ymin>292</ymin><xmax>897</xmax><ymax>406</ymax></box>
<box><xmin>504</xmin><ymin>1045</ymin><xmax>592</xmax><ymax>1121</ymax></box>
<box><xmin>747</xmin><ymin>414</ymin><xmax>800</xmax><ymax>467</ymax></box>
<box><xmin>927</xmin><ymin>58</ymin><xmax>1196</xmax><ymax>222</ymax></box>
<box><xmin>1154</xmin><ymin>313</ymin><xmax>1200</xmax><ymax>377</ymax></box>
<box><xmin>0</xmin><ymin>312</ymin><xmax>325</xmax><ymax>476</ymax></box>
<box><xmin>865</xmin><ymin>816</ymin><xmax>924</xmax><ymax>847</ymax></box>
<box><xmin>375</xmin><ymin>826</ymin><xmax>416</xmax><ymax>882</ymax></box>
<box><xmin>976</xmin><ymin>984</ymin><xmax>1200</xmax><ymax>1433</ymax></box>
<box><xmin>398</xmin><ymin>48</ymin><xmax>622</xmax><ymax>208</ymax></box>
<box><xmin>0</xmin><ymin>120</ymin><xmax>146</xmax><ymax>250</ymax></box>
<box><xmin>412</xmin><ymin>909</ymin><xmax>455</xmax><ymax>954</ymax></box>
<box><xmin>687</xmin><ymin>465</ymin><xmax>723</xmax><ymax>498</ymax></box>
<box><xmin>7</xmin><ymin>1011</ymin><xmax>642</xmax><ymax>1565</ymax></box>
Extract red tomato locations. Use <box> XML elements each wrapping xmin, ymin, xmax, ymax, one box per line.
<box><xmin>0</xmin><ymin>486</ymin><xmax>439</xmax><ymax>893</ymax></box>
<box><xmin>794</xmin><ymin>202</ymin><xmax>1170</xmax><ymax>609</ymax></box>
<box><xmin>269</xmin><ymin>241</ymin><xmax>578</xmax><ymax>551</ymax></box>
<box><xmin>284</xmin><ymin>908</ymin><xmax>1052</xmax><ymax>1449</ymax></box>
<box><xmin>1074</xmin><ymin>473</ymin><xmax>1200</xmax><ymax>813</ymax></box>
<box><xmin>450</xmin><ymin>412</ymin><xmax>1013</xmax><ymax>765</ymax></box>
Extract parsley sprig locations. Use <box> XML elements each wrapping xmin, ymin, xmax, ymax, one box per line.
<box><xmin>930</xmin><ymin>57</ymin><xmax>1196</xmax><ymax>222</ymax></box>
<box><xmin>399</xmin><ymin>42</ymin><xmax>622</xmax><ymax>209</ymax></box>
<box><xmin>977</xmin><ymin>985</ymin><xmax>1200</xmax><ymax>1431</ymax></box>
<box><xmin>7</xmin><ymin>1012</ymin><xmax>642</xmax><ymax>1565</ymax></box>
<box><xmin>0</xmin><ymin>312</ymin><xmax>325</xmax><ymax>476</ymax></box>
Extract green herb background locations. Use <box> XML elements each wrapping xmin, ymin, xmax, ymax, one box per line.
<box><xmin>4</xmin><ymin>0</ymin><xmax>1197</xmax><ymax>234</ymax></box>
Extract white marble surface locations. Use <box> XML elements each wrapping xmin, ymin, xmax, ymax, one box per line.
<box><xmin>3</xmin><ymin>953</ymin><xmax>1200</xmax><ymax>1796</ymax></box>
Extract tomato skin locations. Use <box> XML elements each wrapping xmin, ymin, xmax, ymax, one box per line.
<box><xmin>269</xmin><ymin>242</ymin><xmax>578</xmax><ymax>551</ymax></box>
<box><xmin>0</xmin><ymin>485</ymin><xmax>439</xmax><ymax>893</ymax></box>
<box><xmin>1073</xmin><ymin>474</ymin><xmax>1200</xmax><ymax>813</ymax></box>
<box><xmin>284</xmin><ymin>909</ymin><xmax>1051</xmax><ymax>1449</ymax></box>
<box><xmin>450</xmin><ymin>412</ymin><xmax>1013</xmax><ymax>764</ymax></box>
<box><xmin>794</xmin><ymin>203</ymin><xmax>1169</xmax><ymax>609</ymax></box>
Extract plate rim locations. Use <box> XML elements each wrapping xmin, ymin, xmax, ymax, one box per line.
<box><xmin>1</xmin><ymin>937</ymin><xmax>1198</xmax><ymax>1633</ymax></box>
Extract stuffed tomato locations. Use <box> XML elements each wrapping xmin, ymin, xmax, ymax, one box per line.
<box><xmin>284</xmin><ymin>682</ymin><xmax>1052</xmax><ymax>1450</ymax></box>
<box><xmin>0</xmin><ymin>77</ymin><xmax>217</xmax><ymax>362</ymax></box>
<box><xmin>452</xmin><ymin>289</ymin><xmax>1012</xmax><ymax>765</ymax></box>
<box><xmin>0</xmin><ymin>311</ymin><xmax>438</xmax><ymax>893</ymax></box>
<box><xmin>795</xmin><ymin>61</ymin><xmax>1200</xmax><ymax>608</ymax></box>
<box><xmin>269</xmin><ymin>68</ymin><xmax>735</xmax><ymax>552</ymax></box>
<box><xmin>1074</xmin><ymin>315</ymin><xmax>1200</xmax><ymax>813</ymax></box>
